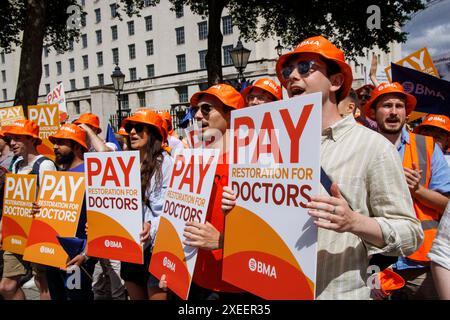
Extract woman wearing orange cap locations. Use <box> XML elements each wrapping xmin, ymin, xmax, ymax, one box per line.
<box><xmin>241</xmin><ymin>77</ymin><xmax>282</xmax><ymax>107</ymax></box>
<box><xmin>120</xmin><ymin>109</ymin><xmax>173</xmax><ymax>300</ymax></box>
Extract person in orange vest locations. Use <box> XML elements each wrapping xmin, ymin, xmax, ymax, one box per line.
<box><xmin>413</xmin><ymin>114</ymin><xmax>450</xmax><ymax>166</ymax></box>
<box><xmin>366</xmin><ymin>82</ymin><xmax>450</xmax><ymax>299</ymax></box>
<box><xmin>240</xmin><ymin>77</ymin><xmax>282</xmax><ymax>107</ymax></box>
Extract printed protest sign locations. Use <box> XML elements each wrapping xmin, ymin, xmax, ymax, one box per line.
<box><xmin>0</xmin><ymin>105</ymin><xmax>25</xmax><ymax>128</ymax></box>
<box><xmin>1</xmin><ymin>174</ymin><xmax>37</xmax><ymax>254</ymax></box>
<box><xmin>28</xmin><ymin>104</ymin><xmax>59</xmax><ymax>161</ymax></box>
<box><xmin>85</xmin><ymin>151</ymin><xmax>143</xmax><ymax>264</ymax></box>
<box><xmin>223</xmin><ymin>93</ymin><xmax>321</xmax><ymax>299</ymax></box>
<box><xmin>23</xmin><ymin>172</ymin><xmax>85</xmax><ymax>268</ymax></box>
<box><xmin>46</xmin><ymin>83</ymin><xmax>68</xmax><ymax>123</ymax></box>
<box><xmin>149</xmin><ymin>148</ymin><xmax>219</xmax><ymax>299</ymax></box>
<box><xmin>385</xmin><ymin>47</ymin><xmax>439</xmax><ymax>82</ymax></box>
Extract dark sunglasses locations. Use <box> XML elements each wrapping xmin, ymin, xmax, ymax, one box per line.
<box><xmin>191</xmin><ymin>104</ymin><xmax>213</xmax><ymax>117</ymax></box>
<box><xmin>359</xmin><ymin>94</ymin><xmax>371</xmax><ymax>100</ymax></box>
<box><xmin>124</xmin><ymin>122</ymin><xmax>145</xmax><ymax>134</ymax></box>
<box><xmin>281</xmin><ymin>60</ymin><xmax>317</xmax><ymax>80</ymax></box>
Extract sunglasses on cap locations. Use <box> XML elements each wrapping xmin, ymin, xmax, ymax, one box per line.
<box><xmin>124</xmin><ymin>122</ymin><xmax>146</xmax><ymax>134</ymax></box>
<box><xmin>281</xmin><ymin>60</ymin><xmax>318</xmax><ymax>80</ymax></box>
<box><xmin>191</xmin><ymin>104</ymin><xmax>213</xmax><ymax>117</ymax></box>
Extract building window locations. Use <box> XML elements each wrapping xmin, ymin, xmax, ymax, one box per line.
<box><xmin>222</xmin><ymin>16</ymin><xmax>233</xmax><ymax>35</ymax></box>
<box><xmin>110</xmin><ymin>4</ymin><xmax>117</xmax><ymax>18</ymax></box>
<box><xmin>70</xmin><ymin>79</ymin><xmax>76</xmax><ymax>90</ymax></box>
<box><xmin>175</xmin><ymin>27</ymin><xmax>185</xmax><ymax>45</ymax></box>
<box><xmin>129</xmin><ymin>68</ymin><xmax>137</xmax><ymax>81</ymax></box>
<box><xmin>69</xmin><ymin>58</ymin><xmax>75</xmax><ymax>73</ymax></box>
<box><xmin>82</xmin><ymin>55</ymin><xmax>89</xmax><ymax>69</ymax></box>
<box><xmin>145</xmin><ymin>15</ymin><xmax>153</xmax><ymax>31</ymax></box>
<box><xmin>175</xmin><ymin>6</ymin><xmax>184</xmax><ymax>18</ymax></box>
<box><xmin>44</xmin><ymin>46</ymin><xmax>49</xmax><ymax>57</ymax></box>
<box><xmin>44</xmin><ymin>64</ymin><xmax>50</xmax><ymax>77</ymax></box>
<box><xmin>146</xmin><ymin>40</ymin><xmax>154</xmax><ymax>56</ymax></box>
<box><xmin>2</xmin><ymin>89</ymin><xmax>7</xmax><ymax>100</ymax></box>
<box><xmin>56</xmin><ymin>61</ymin><xmax>62</xmax><ymax>75</ymax></box>
<box><xmin>128</xmin><ymin>21</ymin><xmax>135</xmax><ymax>36</ymax></box>
<box><xmin>45</xmin><ymin>84</ymin><xmax>51</xmax><ymax>94</ymax></box>
<box><xmin>81</xmin><ymin>13</ymin><xmax>86</xmax><ymax>27</ymax></box>
<box><xmin>147</xmin><ymin>64</ymin><xmax>155</xmax><ymax>78</ymax></box>
<box><xmin>121</xmin><ymin>94</ymin><xmax>129</xmax><ymax>109</ymax></box>
<box><xmin>177</xmin><ymin>54</ymin><xmax>186</xmax><ymax>73</ymax></box>
<box><xmin>95</xmin><ymin>8</ymin><xmax>101</xmax><ymax>23</ymax></box>
<box><xmin>83</xmin><ymin>76</ymin><xmax>90</xmax><ymax>89</ymax></box>
<box><xmin>128</xmin><ymin>44</ymin><xmax>136</xmax><ymax>60</ymax></box>
<box><xmin>144</xmin><ymin>0</ymin><xmax>152</xmax><ymax>7</ymax></box>
<box><xmin>96</xmin><ymin>30</ymin><xmax>102</xmax><ymax>44</ymax></box>
<box><xmin>1</xmin><ymin>70</ymin><xmax>6</xmax><ymax>82</ymax></box>
<box><xmin>74</xmin><ymin>100</ymin><xmax>80</xmax><ymax>114</ymax></box>
<box><xmin>199</xmin><ymin>50</ymin><xmax>207</xmax><ymax>70</ymax></box>
<box><xmin>138</xmin><ymin>92</ymin><xmax>146</xmax><ymax>106</ymax></box>
<box><xmin>112</xmin><ymin>48</ymin><xmax>119</xmax><ymax>64</ymax></box>
<box><xmin>81</xmin><ymin>0</ymin><xmax>85</xmax><ymax>6</ymax></box>
<box><xmin>81</xmin><ymin>34</ymin><xmax>88</xmax><ymax>48</ymax></box>
<box><xmin>223</xmin><ymin>45</ymin><xmax>233</xmax><ymax>66</ymax></box>
<box><xmin>111</xmin><ymin>25</ymin><xmax>118</xmax><ymax>40</ymax></box>
<box><xmin>1</xmin><ymin>52</ymin><xmax>5</xmax><ymax>63</ymax></box>
<box><xmin>198</xmin><ymin>21</ymin><xmax>208</xmax><ymax>40</ymax></box>
<box><xmin>68</xmin><ymin>39</ymin><xmax>74</xmax><ymax>51</ymax></box>
<box><xmin>98</xmin><ymin>74</ymin><xmax>104</xmax><ymax>86</ymax></box>
<box><xmin>97</xmin><ymin>52</ymin><xmax>103</xmax><ymax>66</ymax></box>
<box><xmin>177</xmin><ymin>86</ymin><xmax>188</xmax><ymax>103</ymax></box>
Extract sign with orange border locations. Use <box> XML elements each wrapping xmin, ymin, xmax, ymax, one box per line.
<box><xmin>23</xmin><ymin>171</ymin><xmax>85</xmax><ymax>268</ymax></box>
<box><xmin>385</xmin><ymin>47</ymin><xmax>439</xmax><ymax>82</ymax></box>
<box><xmin>149</xmin><ymin>148</ymin><xmax>219</xmax><ymax>300</ymax></box>
<box><xmin>0</xmin><ymin>105</ymin><xmax>25</xmax><ymax>128</ymax></box>
<box><xmin>223</xmin><ymin>93</ymin><xmax>321</xmax><ymax>299</ymax></box>
<box><xmin>1</xmin><ymin>174</ymin><xmax>37</xmax><ymax>254</ymax></box>
<box><xmin>28</xmin><ymin>104</ymin><xmax>60</xmax><ymax>161</ymax></box>
<box><xmin>85</xmin><ymin>151</ymin><xmax>143</xmax><ymax>264</ymax></box>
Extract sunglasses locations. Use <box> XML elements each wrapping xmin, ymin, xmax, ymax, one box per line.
<box><xmin>191</xmin><ymin>104</ymin><xmax>213</xmax><ymax>117</ymax></box>
<box><xmin>281</xmin><ymin>60</ymin><xmax>318</xmax><ymax>80</ymax></box>
<box><xmin>359</xmin><ymin>94</ymin><xmax>371</xmax><ymax>100</ymax></box>
<box><xmin>124</xmin><ymin>122</ymin><xmax>145</xmax><ymax>134</ymax></box>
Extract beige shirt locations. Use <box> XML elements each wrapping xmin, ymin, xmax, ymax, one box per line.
<box><xmin>316</xmin><ymin>115</ymin><xmax>423</xmax><ymax>300</ymax></box>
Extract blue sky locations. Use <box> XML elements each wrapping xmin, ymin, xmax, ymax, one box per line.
<box><xmin>402</xmin><ymin>0</ymin><xmax>450</xmax><ymax>57</ymax></box>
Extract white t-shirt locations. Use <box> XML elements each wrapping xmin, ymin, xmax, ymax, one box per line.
<box><xmin>12</xmin><ymin>155</ymin><xmax>58</xmax><ymax>185</ymax></box>
<box><xmin>168</xmin><ymin>135</ymin><xmax>184</xmax><ymax>153</ymax></box>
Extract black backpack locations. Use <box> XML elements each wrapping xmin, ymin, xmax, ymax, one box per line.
<box><xmin>12</xmin><ymin>156</ymin><xmax>57</xmax><ymax>187</ymax></box>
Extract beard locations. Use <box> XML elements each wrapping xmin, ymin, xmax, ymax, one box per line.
<box><xmin>377</xmin><ymin>117</ymin><xmax>404</xmax><ymax>135</ymax></box>
<box><xmin>55</xmin><ymin>151</ymin><xmax>75</xmax><ymax>166</ymax></box>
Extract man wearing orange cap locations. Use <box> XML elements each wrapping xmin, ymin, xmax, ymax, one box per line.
<box><xmin>43</xmin><ymin>124</ymin><xmax>98</xmax><ymax>300</ymax></box>
<box><xmin>0</xmin><ymin>119</ymin><xmax>57</xmax><ymax>300</ymax></box>
<box><xmin>241</xmin><ymin>77</ymin><xmax>282</xmax><ymax>107</ymax></box>
<box><xmin>259</xmin><ymin>35</ymin><xmax>422</xmax><ymax>299</ymax></box>
<box><xmin>74</xmin><ymin>113</ymin><xmax>117</xmax><ymax>152</ymax></box>
<box><xmin>367</xmin><ymin>82</ymin><xmax>450</xmax><ymax>299</ymax></box>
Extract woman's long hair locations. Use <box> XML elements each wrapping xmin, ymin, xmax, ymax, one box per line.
<box><xmin>133</xmin><ymin>125</ymin><xmax>164</xmax><ymax>203</ymax></box>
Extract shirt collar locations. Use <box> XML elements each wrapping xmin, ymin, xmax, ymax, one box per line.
<box><xmin>322</xmin><ymin>115</ymin><xmax>356</xmax><ymax>142</ymax></box>
<box><xmin>401</xmin><ymin>126</ymin><xmax>410</xmax><ymax>145</ymax></box>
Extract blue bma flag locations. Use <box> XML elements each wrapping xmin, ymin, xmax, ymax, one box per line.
<box><xmin>391</xmin><ymin>63</ymin><xmax>450</xmax><ymax>117</ymax></box>
<box><xmin>106</xmin><ymin>123</ymin><xmax>122</xmax><ymax>151</ymax></box>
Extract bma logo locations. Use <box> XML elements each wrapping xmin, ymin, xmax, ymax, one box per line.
<box><xmin>163</xmin><ymin>256</ymin><xmax>176</xmax><ymax>272</ymax></box>
<box><xmin>104</xmin><ymin>239</ymin><xmax>122</xmax><ymax>248</ymax></box>
<box><xmin>248</xmin><ymin>258</ymin><xmax>277</xmax><ymax>279</ymax></box>
<box><xmin>402</xmin><ymin>81</ymin><xmax>445</xmax><ymax>100</ymax></box>
<box><xmin>11</xmin><ymin>238</ymin><xmax>22</xmax><ymax>245</ymax></box>
<box><xmin>40</xmin><ymin>246</ymin><xmax>55</xmax><ymax>255</ymax></box>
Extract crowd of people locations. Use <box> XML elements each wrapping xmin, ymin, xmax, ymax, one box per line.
<box><xmin>0</xmin><ymin>34</ymin><xmax>450</xmax><ymax>300</ymax></box>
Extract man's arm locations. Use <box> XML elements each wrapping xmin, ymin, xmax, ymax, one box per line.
<box><xmin>77</xmin><ymin>123</ymin><xmax>114</xmax><ymax>152</ymax></box>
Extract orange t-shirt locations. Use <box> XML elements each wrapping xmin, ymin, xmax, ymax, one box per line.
<box><xmin>192</xmin><ymin>159</ymin><xmax>242</xmax><ymax>293</ymax></box>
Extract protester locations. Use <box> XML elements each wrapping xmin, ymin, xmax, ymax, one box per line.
<box><xmin>240</xmin><ymin>77</ymin><xmax>282</xmax><ymax>107</ymax></box>
<box><xmin>0</xmin><ymin>120</ymin><xmax>57</xmax><ymax>300</ymax></box>
<box><xmin>366</xmin><ymin>82</ymin><xmax>450</xmax><ymax>299</ymax></box>
<box><xmin>121</xmin><ymin>109</ymin><xmax>173</xmax><ymax>300</ymax></box>
<box><xmin>0</xmin><ymin>131</ymin><xmax>14</xmax><ymax>170</ymax></box>
<box><xmin>354</xmin><ymin>84</ymin><xmax>377</xmax><ymax>130</ymax></box>
<box><xmin>73</xmin><ymin>113</ymin><xmax>116</xmax><ymax>152</ymax></box>
<box><xmin>337</xmin><ymin>88</ymin><xmax>359</xmax><ymax>118</ymax></box>
<box><xmin>223</xmin><ymin>35</ymin><xmax>423</xmax><ymax>300</ymax></box>
<box><xmin>428</xmin><ymin>200</ymin><xmax>450</xmax><ymax>299</ymax></box>
<box><xmin>160</xmin><ymin>111</ymin><xmax>184</xmax><ymax>153</ymax></box>
<box><xmin>42</xmin><ymin>124</ymin><xmax>98</xmax><ymax>300</ymax></box>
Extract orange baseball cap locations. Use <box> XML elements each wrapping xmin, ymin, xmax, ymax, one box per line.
<box><xmin>49</xmin><ymin>124</ymin><xmax>89</xmax><ymax>151</ymax></box>
<box><xmin>276</xmin><ymin>35</ymin><xmax>353</xmax><ymax>100</ymax></box>
<box><xmin>2</xmin><ymin>119</ymin><xmax>42</xmax><ymax>144</ymax></box>
<box><xmin>414</xmin><ymin>114</ymin><xmax>450</xmax><ymax>134</ymax></box>
<box><xmin>190</xmin><ymin>84</ymin><xmax>245</xmax><ymax>109</ymax></box>
<box><xmin>160</xmin><ymin>111</ymin><xmax>174</xmax><ymax>135</ymax></box>
<box><xmin>74</xmin><ymin>113</ymin><xmax>102</xmax><ymax>133</ymax></box>
<box><xmin>364</xmin><ymin>82</ymin><xmax>417</xmax><ymax>120</ymax></box>
<box><xmin>122</xmin><ymin>108</ymin><xmax>166</xmax><ymax>141</ymax></box>
<box><xmin>379</xmin><ymin>269</ymin><xmax>405</xmax><ymax>296</ymax></box>
<box><xmin>356</xmin><ymin>84</ymin><xmax>375</xmax><ymax>95</ymax></box>
<box><xmin>241</xmin><ymin>77</ymin><xmax>283</xmax><ymax>102</ymax></box>
<box><xmin>117</xmin><ymin>126</ymin><xmax>128</xmax><ymax>136</ymax></box>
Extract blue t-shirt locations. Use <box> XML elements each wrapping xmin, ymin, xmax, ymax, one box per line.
<box><xmin>68</xmin><ymin>163</ymin><xmax>87</xmax><ymax>240</ymax></box>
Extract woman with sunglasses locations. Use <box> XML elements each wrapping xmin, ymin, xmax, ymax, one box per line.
<box><xmin>120</xmin><ymin>109</ymin><xmax>173</xmax><ymax>300</ymax></box>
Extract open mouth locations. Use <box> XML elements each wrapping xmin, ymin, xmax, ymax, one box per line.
<box><xmin>290</xmin><ymin>86</ymin><xmax>305</xmax><ymax>96</ymax></box>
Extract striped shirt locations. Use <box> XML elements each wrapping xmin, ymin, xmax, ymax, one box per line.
<box><xmin>316</xmin><ymin>115</ymin><xmax>423</xmax><ymax>300</ymax></box>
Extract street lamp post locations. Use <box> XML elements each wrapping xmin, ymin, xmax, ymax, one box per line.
<box><xmin>111</xmin><ymin>63</ymin><xmax>125</xmax><ymax>129</ymax></box>
<box><xmin>275</xmin><ymin>40</ymin><xmax>284</xmax><ymax>57</ymax></box>
<box><xmin>230</xmin><ymin>38</ymin><xmax>251</xmax><ymax>86</ymax></box>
